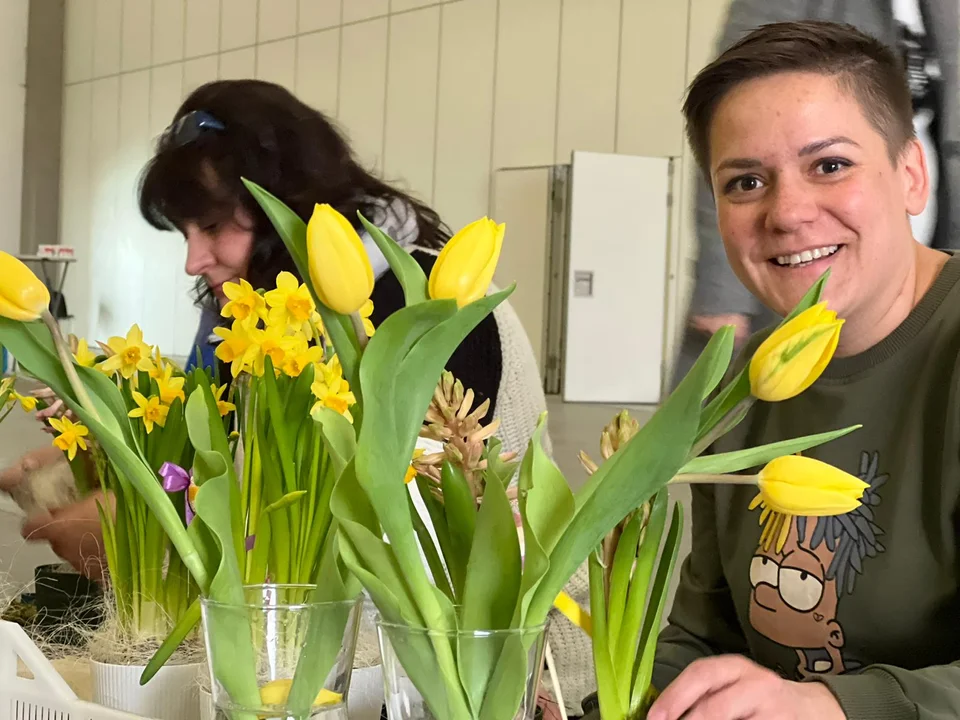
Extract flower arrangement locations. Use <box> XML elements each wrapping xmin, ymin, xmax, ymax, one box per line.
<box><xmin>0</xmin><ymin>176</ymin><xmax>866</xmax><ymax>720</ymax></box>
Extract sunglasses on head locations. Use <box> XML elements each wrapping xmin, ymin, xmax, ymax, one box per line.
<box><xmin>164</xmin><ymin>110</ymin><xmax>226</xmax><ymax>148</ymax></box>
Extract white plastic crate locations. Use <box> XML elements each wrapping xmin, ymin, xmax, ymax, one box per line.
<box><xmin>0</xmin><ymin>619</ymin><xmax>148</xmax><ymax>720</ymax></box>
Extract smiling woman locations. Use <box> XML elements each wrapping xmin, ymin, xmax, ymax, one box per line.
<box><xmin>640</xmin><ymin>19</ymin><xmax>960</xmax><ymax>720</ymax></box>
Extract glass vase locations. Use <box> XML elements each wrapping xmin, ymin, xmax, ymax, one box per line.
<box><xmin>201</xmin><ymin>584</ymin><xmax>362</xmax><ymax>720</ymax></box>
<box><xmin>377</xmin><ymin>619</ymin><xmax>547</xmax><ymax>720</ymax></box>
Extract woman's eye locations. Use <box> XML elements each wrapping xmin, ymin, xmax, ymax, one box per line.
<box><xmin>816</xmin><ymin>158</ymin><xmax>850</xmax><ymax>175</ymax></box>
<box><xmin>724</xmin><ymin>176</ymin><xmax>764</xmax><ymax>194</ymax></box>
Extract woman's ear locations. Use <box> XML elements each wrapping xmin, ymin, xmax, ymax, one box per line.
<box><xmin>900</xmin><ymin>136</ymin><xmax>931</xmax><ymax>218</ymax></box>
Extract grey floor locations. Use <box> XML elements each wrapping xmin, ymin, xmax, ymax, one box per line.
<box><xmin>0</xmin><ymin>394</ymin><xmax>691</xmax><ymax>613</ymax></box>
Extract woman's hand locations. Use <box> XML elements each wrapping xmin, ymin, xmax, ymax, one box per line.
<box><xmin>0</xmin><ymin>446</ymin><xmax>66</xmax><ymax>492</ymax></box>
<box><xmin>647</xmin><ymin>655</ymin><xmax>845</xmax><ymax>720</ymax></box>
<box><xmin>21</xmin><ymin>491</ymin><xmax>113</xmax><ymax>581</ymax></box>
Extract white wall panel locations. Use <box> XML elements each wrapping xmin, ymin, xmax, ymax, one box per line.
<box><xmin>183</xmin><ymin>55</ymin><xmax>219</xmax><ymax>95</ymax></box>
<box><xmin>88</xmin><ymin>77</ymin><xmax>121</xmax><ymax>343</ymax></box>
<box><xmin>342</xmin><ymin>0</ymin><xmax>388</xmax><ymax>24</ymax></box>
<box><xmin>433</xmin><ymin>0</ymin><xmax>496</xmax><ymax>230</ymax></box>
<box><xmin>220</xmin><ymin>0</ymin><xmax>257</xmax><ymax>50</ymax></box>
<box><xmin>93</xmin><ymin>0</ymin><xmax>122</xmax><ymax>78</ymax></box>
<box><xmin>492</xmin><ymin>0</ymin><xmax>561</xmax><ymax>168</ymax></box>
<box><xmin>0</xmin><ymin>0</ymin><xmax>27</xmax><ymax>256</ymax></box>
<box><xmin>61</xmin><ymin>83</ymin><xmax>93</xmax><ymax>339</ymax></box>
<box><xmin>296</xmin><ymin>29</ymin><xmax>340</xmax><ymax>116</ymax></box>
<box><xmin>185</xmin><ymin>0</ymin><xmax>220</xmax><ymax>58</ymax></box>
<box><xmin>383</xmin><ymin>6</ymin><xmax>440</xmax><ymax>202</ymax></box>
<box><xmin>219</xmin><ymin>47</ymin><xmax>256</xmax><ymax>79</ymax></box>
<box><xmin>65</xmin><ymin>0</ymin><xmax>96</xmax><ymax>84</ymax></box>
<box><xmin>122</xmin><ymin>0</ymin><xmax>153</xmax><ymax>71</ymax></box>
<box><xmin>153</xmin><ymin>0</ymin><xmax>185</xmax><ymax>65</ymax></box>
<box><xmin>256</xmin><ymin>39</ymin><xmax>297</xmax><ymax>90</ymax></box>
<box><xmin>555</xmin><ymin>0</ymin><xmax>619</xmax><ymax>162</ymax></box>
<box><xmin>259</xmin><ymin>0</ymin><xmax>297</xmax><ymax>42</ymax></box>
<box><xmin>338</xmin><ymin>18</ymin><xmax>388</xmax><ymax>170</ymax></box>
<box><xmin>392</xmin><ymin>0</ymin><xmax>434</xmax><ymax>11</ymax></box>
<box><xmin>299</xmin><ymin>0</ymin><xmax>341</xmax><ymax>32</ymax></box>
<box><xmin>616</xmin><ymin>0</ymin><xmax>688</xmax><ymax>158</ymax></box>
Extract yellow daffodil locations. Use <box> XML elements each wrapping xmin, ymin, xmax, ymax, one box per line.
<box><xmin>220</xmin><ymin>278</ymin><xmax>267</xmax><ymax>325</ymax></box>
<box><xmin>310</xmin><ymin>356</ymin><xmax>356</xmax><ymax>423</ymax></box>
<box><xmin>71</xmin><ymin>336</ymin><xmax>98</xmax><ymax>368</ymax></box>
<box><xmin>12</xmin><ymin>391</ymin><xmax>37</xmax><ymax>412</ymax></box>
<box><xmin>404</xmin><ymin>448</ymin><xmax>426</xmax><ymax>483</ymax></box>
<box><xmin>49</xmin><ymin>416</ymin><xmax>89</xmax><ymax>461</ymax></box>
<box><xmin>428</xmin><ymin>217</ymin><xmax>505</xmax><ymax>307</ymax></box>
<box><xmin>214</xmin><ymin>322</ymin><xmax>261</xmax><ymax>377</ymax></box>
<box><xmin>99</xmin><ymin>324</ymin><xmax>155</xmax><ymax>379</ymax></box>
<box><xmin>156</xmin><ymin>363</ymin><xmax>186</xmax><ymax>405</ymax></box>
<box><xmin>265</xmin><ymin>271</ymin><xmax>316</xmax><ymax>328</ymax></box>
<box><xmin>258</xmin><ymin>677</ymin><xmax>341</xmax><ymax>708</ymax></box>
<box><xmin>359</xmin><ymin>299</ymin><xmax>376</xmax><ymax>337</ymax></box>
<box><xmin>749</xmin><ymin>454</ymin><xmax>869</xmax><ymax>552</ymax></box>
<box><xmin>147</xmin><ymin>348</ymin><xmax>166</xmax><ymax>380</ymax></box>
<box><xmin>749</xmin><ymin>303</ymin><xmax>843</xmax><ymax>402</ymax></box>
<box><xmin>128</xmin><ymin>391</ymin><xmax>169</xmax><ymax>434</ymax></box>
<box><xmin>0</xmin><ymin>251</ymin><xmax>50</xmax><ymax>321</ymax></box>
<box><xmin>211</xmin><ymin>384</ymin><xmax>235</xmax><ymax>417</ymax></box>
<box><xmin>306</xmin><ymin>204</ymin><xmax>374</xmax><ymax>315</ymax></box>
<box><xmin>281</xmin><ymin>342</ymin><xmax>323</xmax><ymax>378</ymax></box>
<box><xmin>253</xmin><ymin>323</ymin><xmax>297</xmax><ymax>376</ymax></box>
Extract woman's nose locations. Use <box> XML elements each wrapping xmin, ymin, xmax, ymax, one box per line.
<box><xmin>764</xmin><ymin>177</ymin><xmax>819</xmax><ymax>233</ymax></box>
<box><xmin>184</xmin><ymin>228</ymin><xmax>214</xmax><ymax>277</ymax></box>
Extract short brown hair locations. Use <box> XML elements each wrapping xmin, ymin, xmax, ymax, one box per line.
<box><xmin>683</xmin><ymin>20</ymin><xmax>915</xmax><ymax>176</ymax></box>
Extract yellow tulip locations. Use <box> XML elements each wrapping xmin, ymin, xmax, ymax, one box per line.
<box><xmin>750</xmin><ymin>455</ymin><xmax>869</xmax><ymax>517</ymax></box>
<box><xmin>749</xmin><ymin>302</ymin><xmax>843</xmax><ymax>402</ymax></box>
<box><xmin>0</xmin><ymin>252</ymin><xmax>50</xmax><ymax>321</ymax></box>
<box><xmin>428</xmin><ymin>218</ymin><xmax>505</xmax><ymax>307</ymax></box>
<box><xmin>306</xmin><ymin>204</ymin><xmax>374</xmax><ymax>315</ymax></box>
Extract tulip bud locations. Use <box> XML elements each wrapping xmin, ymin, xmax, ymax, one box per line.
<box><xmin>749</xmin><ymin>302</ymin><xmax>843</xmax><ymax>402</ymax></box>
<box><xmin>428</xmin><ymin>218</ymin><xmax>505</xmax><ymax>307</ymax></box>
<box><xmin>752</xmin><ymin>455</ymin><xmax>868</xmax><ymax>516</ymax></box>
<box><xmin>306</xmin><ymin>204</ymin><xmax>374</xmax><ymax>315</ymax></box>
<box><xmin>0</xmin><ymin>252</ymin><xmax>50</xmax><ymax>321</ymax></box>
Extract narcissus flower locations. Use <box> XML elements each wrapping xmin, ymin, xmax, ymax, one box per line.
<box><xmin>155</xmin><ymin>363</ymin><xmax>186</xmax><ymax>406</ymax></box>
<box><xmin>0</xmin><ymin>251</ymin><xmax>50</xmax><ymax>321</ymax></box>
<box><xmin>428</xmin><ymin>218</ymin><xmax>505</xmax><ymax>307</ymax></box>
<box><xmin>50</xmin><ymin>416</ymin><xmax>89</xmax><ymax>461</ymax></box>
<box><xmin>306</xmin><ymin>204</ymin><xmax>374</xmax><ymax>315</ymax></box>
<box><xmin>71</xmin><ymin>337</ymin><xmax>98</xmax><ymax>368</ymax></box>
<box><xmin>128</xmin><ymin>391</ymin><xmax>169</xmax><ymax>434</ymax></box>
<box><xmin>749</xmin><ymin>303</ymin><xmax>843</xmax><ymax>402</ymax></box>
<box><xmin>211</xmin><ymin>384</ymin><xmax>235</xmax><ymax>417</ymax></box>
<box><xmin>265</xmin><ymin>271</ymin><xmax>315</xmax><ymax>328</ymax></box>
<box><xmin>310</xmin><ymin>356</ymin><xmax>356</xmax><ymax>423</ymax></box>
<box><xmin>214</xmin><ymin>322</ymin><xmax>261</xmax><ymax>377</ymax></box>
<box><xmin>99</xmin><ymin>324</ymin><xmax>155</xmax><ymax>379</ymax></box>
<box><xmin>221</xmin><ymin>278</ymin><xmax>267</xmax><ymax>324</ymax></box>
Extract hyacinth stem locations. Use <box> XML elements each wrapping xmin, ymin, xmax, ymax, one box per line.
<box><xmin>42</xmin><ymin>310</ymin><xmax>102</xmax><ymax>423</ymax></box>
<box><xmin>349</xmin><ymin>311</ymin><xmax>369</xmax><ymax>350</ymax></box>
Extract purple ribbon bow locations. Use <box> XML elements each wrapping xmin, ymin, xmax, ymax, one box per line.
<box><xmin>160</xmin><ymin>462</ymin><xmax>195</xmax><ymax>525</ymax></box>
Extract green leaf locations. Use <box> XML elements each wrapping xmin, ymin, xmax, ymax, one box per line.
<box><xmin>631</xmin><ymin>503</ymin><xmax>684</xmax><ymax>710</ymax></box>
<box><xmin>785</xmin><ymin>268</ymin><xmax>830</xmax><ymax>322</ymax></box>
<box><xmin>477</xmin><ymin>634</ymin><xmax>533</xmax><ymax>720</ymax></box>
<box><xmin>679</xmin><ymin>425</ymin><xmax>862</xmax><ymax>475</ymax></box>
<box><xmin>140</xmin><ymin>599</ymin><xmax>201</xmax><ymax>685</ymax></box>
<box><xmin>441</xmin><ymin>462</ymin><xmax>476</xmax><ymax>599</ymax></box>
<box><xmin>699</xmin><ymin>325</ymin><xmax>735</xmax><ymax>400</ymax></box>
<box><xmin>408</xmin><ymin>493</ymin><xmax>454</xmax><ymax>600</ymax></box>
<box><xmin>313</xmin><ymin>406</ymin><xmax>357</xmax><ymax>477</ymax></box>
<box><xmin>358</xmin><ymin>212</ymin><xmax>428</xmax><ymax>305</ymax></box>
<box><xmin>483</xmin><ymin>437</ymin><xmax>519</xmax><ymax>488</ymax></box>
<box><xmin>516</xmin><ymin>416</ymin><xmax>574</xmax><ymax>626</ymax></box>
<box><xmin>606</xmin><ymin>510</ymin><xmax>645</xmax><ymax>668</ymax></box>
<box><xmin>615</xmin><ymin>490</ymin><xmax>667</xmax><ymax>702</ymax></box>
<box><xmin>287</xmin><ymin>537</ymin><xmax>361</xmax><ymax>717</ymax></box>
<box><xmin>458</xmin><ymin>477</ymin><xmax>522</xmax><ymax>713</ymax></box>
<box><xmin>589</xmin><ymin>552</ymin><xmax>624</xmax><ymax>720</ymax></box>
<box><xmin>191</xmin><ymin>449</ymin><xmax>260</xmax><ymax>711</ymax></box>
<box><xmin>526</xmin><ymin>326</ymin><xmax>725</xmax><ymax>627</ymax></box>
<box><xmin>246</xmin><ymin>513</ymin><xmax>272</xmax><ymax>586</ymax></box>
<box><xmin>262</xmin><ymin>489</ymin><xmax>308</xmax><ymax>515</ymax></box>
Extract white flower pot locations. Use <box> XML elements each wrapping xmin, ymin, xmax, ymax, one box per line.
<box><xmin>90</xmin><ymin>659</ymin><xmax>201</xmax><ymax>720</ymax></box>
<box><xmin>348</xmin><ymin>665</ymin><xmax>384</xmax><ymax>720</ymax></box>
<box><xmin>199</xmin><ymin>686</ymin><xmax>214</xmax><ymax>720</ymax></box>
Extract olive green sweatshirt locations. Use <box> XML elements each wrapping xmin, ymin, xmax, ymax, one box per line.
<box><xmin>653</xmin><ymin>253</ymin><xmax>960</xmax><ymax>720</ymax></box>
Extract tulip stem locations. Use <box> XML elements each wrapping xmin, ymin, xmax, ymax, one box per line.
<box><xmin>41</xmin><ymin>310</ymin><xmax>102</xmax><ymax>423</ymax></box>
<box><xmin>349</xmin><ymin>312</ymin><xmax>369</xmax><ymax>351</ymax></box>
<box><xmin>671</xmin><ymin>473</ymin><xmax>758</xmax><ymax>485</ymax></box>
<box><xmin>688</xmin><ymin>396</ymin><xmax>755</xmax><ymax>459</ymax></box>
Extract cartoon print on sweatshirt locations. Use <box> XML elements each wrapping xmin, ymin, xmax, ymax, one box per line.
<box><xmin>748</xmin><ymin>451</ymin><xmax>887</xmax><ymax>679</ymax></box>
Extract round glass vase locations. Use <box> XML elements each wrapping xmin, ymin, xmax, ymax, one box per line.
<box><xmin>201</xmin><ymin>584</ymin><xmax>362</xmax><ymax>720</ymax></box>
<box><xmin>377</xmin><ymin>619</ymin><xmax>548</xmax><ymax>720</ymax></box>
